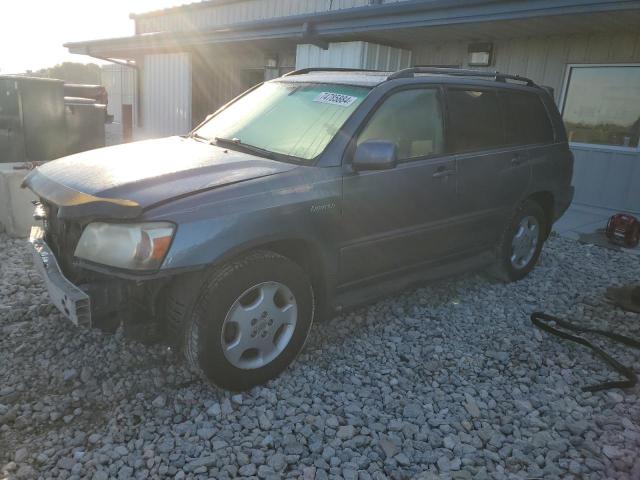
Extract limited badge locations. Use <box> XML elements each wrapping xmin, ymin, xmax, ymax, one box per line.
<box><xmin>313</xmin><ymin>92</ymin><xmax>358</xmax><ymax>107</ymax></box>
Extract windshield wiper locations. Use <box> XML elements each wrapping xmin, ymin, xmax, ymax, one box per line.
<box><xmin>188</xmin><ymin>132</ymin><xmax>209</xmax><ymax>143</ymax></box>
<box><xmin>213</xmin><ymin>136</ymin><xmax>276</xmax><ymax>160</ymax></box>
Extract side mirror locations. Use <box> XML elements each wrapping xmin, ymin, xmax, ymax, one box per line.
<box><xmin>352</xmin><ymin>140</ymin><xmax>397</xmax><ymax>172</ymax></box>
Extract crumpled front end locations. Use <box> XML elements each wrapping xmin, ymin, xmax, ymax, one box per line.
<box><xmin>29</xmin><ymin>225</ymin><xmax>91</xmax><ymax>326</ymax></box>
<box><xmin>26</xmin><ymin>197</ymin><xmax>165</xmax><ymax>333</ymax></box>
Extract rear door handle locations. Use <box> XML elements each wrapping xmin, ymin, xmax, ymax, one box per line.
<box><xmin>433</xmin><ymin>168</ymin><xmax>456</xmax><ymax>178</ymax></box>
<box><xmin>510</xmin><ymin>155</ymin><xmax>527</xmax><ymax>166</ymax></box>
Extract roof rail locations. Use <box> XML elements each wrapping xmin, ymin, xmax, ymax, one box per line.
<box><xmin>387</xmin><ymin>67</ymin><xmax>537</xmax><ymax>87</ymax></box>
<box><xmin>283</xmin><ymin>67</ymin><xmax>384</xmax><ymax>77</ymax></box>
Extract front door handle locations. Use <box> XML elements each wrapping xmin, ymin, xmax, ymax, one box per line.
<box><xmin>433</xmin><ymin>167</ymin><xmax>456</xmax><ymax>178</ymax></box>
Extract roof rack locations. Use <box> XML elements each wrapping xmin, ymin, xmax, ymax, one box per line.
<box><xmin>387</xmin><ymin>67</ymin><xmax>537</xmax><ymax>87</ymax></box>
<box><xmin>283</xmin><ymin>67</ymin><xmax>384</xmax><ymax>77</ymax></box>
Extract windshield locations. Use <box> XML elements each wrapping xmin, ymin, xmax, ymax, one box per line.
<box><xmin>194</xmin><ymin>82</ymin><xmax>370</xmax><ymax>161</ymax></box>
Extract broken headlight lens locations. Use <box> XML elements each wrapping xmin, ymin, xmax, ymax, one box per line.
<box><xmin>74</xmin><ymin>222</ymin><xmax>175</xmax><ymax>271</ymax></box>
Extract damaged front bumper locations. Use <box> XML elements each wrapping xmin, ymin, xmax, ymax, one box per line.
<box><xmin>28</xmin><ymin>226</ymin><xmax>91</xmax><ymax>326</ymax></box>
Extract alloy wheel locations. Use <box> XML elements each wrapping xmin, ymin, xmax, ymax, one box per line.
<box><xmin>510</xmin><ymin>215</ymin><xmax>540</xmax><ymax>269</ymax></box>
<box><xmin>220</xmin><ymin>281</ymin><xmax>297</xmax><ymax>370</ymax></box>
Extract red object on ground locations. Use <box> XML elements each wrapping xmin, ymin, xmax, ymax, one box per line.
<box><xmin>606</xmin><ymin>213</ymin><xmax>640</xmax><ymax>248</ymax></box>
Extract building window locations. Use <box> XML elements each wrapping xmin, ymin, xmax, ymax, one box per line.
<box><xmin>562</xmin><ymin>65</ymin><xmax>640</xmax><ymax>149</ymax></box>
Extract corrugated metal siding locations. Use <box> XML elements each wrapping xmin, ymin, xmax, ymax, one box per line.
<box><xmin>362</xmin><ymin>43</ymin><xmax>412</xmax><ymax>71</ymax></box>
<box><xmin>296</xmin><ymin>42</ymin><xmax>366</xmax><ymax>69</ymax></box>
<box><xmin>296</xmin><ymin>42</ymin><xmax>411</xmax><ymax>70</ymax></box>
<box><xmin>191</xmin><ymin>46</ymin><xmax>271</xmax><ymax>126</ymax></box>
<box><xmin>414</xmin><ymin>31</ymin><xmax>640</xmax><ymax>212</ymax></box>
<box><xmin>142</xmin><ymin>53</ymin><xmax>192</xmax><ymax>137</ymax></box>
<box><xmin>101</xmin><ymin>64</ymin><xmax>137</xmax><ymax>125</ymax></box>
<box><xmin>136</xmin><ymin>0</ymin><xmax>411</xmax><ymax>34</ymax></box>
<box><xmin>413</xmin><ymin>31</ymin><xmax>640</xmax><ymax>103</ymax></box>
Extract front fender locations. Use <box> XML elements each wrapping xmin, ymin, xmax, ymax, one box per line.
<box><xmin>163</xmin><ymin>212</ymin><xmax>335</xmax><ymax>274</ymax></box>
<box><xmin>155</xmin><ymin>167</ymin><xmax>342</xmax><ymax>283</ymax></box>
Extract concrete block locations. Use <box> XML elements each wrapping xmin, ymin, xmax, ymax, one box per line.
<box><xmin>0</xmin><ymin>163</ymin><xmax>37</xmax><ymax>238</ymax></box>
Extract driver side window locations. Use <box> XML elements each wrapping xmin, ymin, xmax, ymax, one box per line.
<box><xmin>357</xmin><ymin>88</ymin><xmax>444</xmax><ymax>161</ymax></box>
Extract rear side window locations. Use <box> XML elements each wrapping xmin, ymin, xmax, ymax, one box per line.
<box><xmin>500</xmin><ymin>91</ymin><xmax>555</xmax><ymax>145</ymax></box>
<box><xmin>446</xmin><ymin>89</ymin><xmax>504</xmax><ymax>153</ymax></box>
<box><xmin>358</xmin><ymin>88</ymin><xmax>444</xmax><ymax>160</ymax></box>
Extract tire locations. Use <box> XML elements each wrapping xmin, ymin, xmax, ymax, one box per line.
<box><xmin>169</xmin><ymin>250</ymin><xmax>315</xmax><ymax>391</ymax></box>
<box><xmin>491</xmin><ymin>199</ymin><xmax>547</xmax><ymax>282</ymax></box>
<box><xmin>92</xmin><ymin>312</ymin><xmax>121</xmax><ymax>334</ymax></box>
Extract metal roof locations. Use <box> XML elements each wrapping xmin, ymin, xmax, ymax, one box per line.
<box><xmin>65</xmin><ymin>0</ymin><xmax>640</xmax><ymax>60</ymax></box>
<box><xmin>129</xmin><ymin>0</ymin><xmax>247</xmax><ymax>19</ymax></box>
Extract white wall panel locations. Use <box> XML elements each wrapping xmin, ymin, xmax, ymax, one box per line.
<box><xmin>101</xmin><ymin>64</ymin><xmax>136</xmax><ymax>125</ymax></box>
<box><xmin>296</xmin><ymin>41</ymin><xmax>411</xmax><ymax>70</ymax></box>
<box><xmin>142</xmin><ymin>53</ymin><xmax>192</xmax><ymax>138</ymax></box>
<box><xmin>572</xmin><ymin>147</ymin><xmax>640</xmax><ymax>213</ymax></box>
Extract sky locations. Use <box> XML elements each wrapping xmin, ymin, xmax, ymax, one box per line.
<box><xmin>0</xmin><ymin>0</ymin><xmax>194</xmax><ymax>74</ymax></box>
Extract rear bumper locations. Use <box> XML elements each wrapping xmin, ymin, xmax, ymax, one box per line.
<box><xmin>28</xmin><ymin>226</ymin><xmax>91</xmax><ymax>326</ymax></box>
<box><xmin>553</xmin><ymin>186</ymin><xmax>575</xmax><ymax>222</ymax></box>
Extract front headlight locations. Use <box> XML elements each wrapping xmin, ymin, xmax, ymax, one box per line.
<box><xmin>74</xmin><ymin>222</ymin><xmax>175</xmax><ymax>271</ymax></box>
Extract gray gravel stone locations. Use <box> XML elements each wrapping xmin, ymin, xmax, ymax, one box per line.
<box><xmin>267</xmin><ymin>453</ymin><xmax>286</xmax><ymax>472</ymax></box>
<box><xmin>14</xmin><ymin>448</ymin><xmax>28</xmax><ymax>463</ymax></box>
<box><xmin>463</xmin><ymin>394</ymin><xmax>481</xmax><ymax>418</ymax></box>
<box><xmin>206</xmin><ymin>402</ymin><xmax>221</xmax><ymax>416</ymax></box>
<box><xmin>337</xmin><ymin>425</ymin><xmax>356</xmax><ymax>440</ymax></box>
<box><xmin>238</xmin><ymin>463</ymin><xmax>256</xmax><ymax>476</ymax></box>
<box><xmin>378</xmin><ymin>435</ymin><xmax>398</xmax><ymax>459</ymax></box>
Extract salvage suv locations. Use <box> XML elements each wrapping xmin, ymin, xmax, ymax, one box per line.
<box><xmin>24</xmin><ymin>67</ymin><xmax>574</xmax><ymax>390</ymax></box>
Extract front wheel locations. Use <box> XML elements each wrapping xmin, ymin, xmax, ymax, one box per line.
<box><xmin>491</xmin><ymin>200</ymin><xmax>547</xmax><ymax>282</ymax></box>
<box><xmin>180</xmin><ymin>251</ymin><xmax>315</xmax><ymax>391</ymax></box>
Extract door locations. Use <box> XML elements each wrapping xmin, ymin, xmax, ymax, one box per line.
<box><xmin>340</xmin><ymin>87</ymin><xmax>461</xmax><ymax>285</ymax></box>
<box><xmin>500</xmin><ymin>89</ymin><xmax>556</xmax><ymax>207</ymax></box>
<box><xmin>448</xmin><ymin>87</ymin><xmax>531</xmax><ymax>248</ymax></box>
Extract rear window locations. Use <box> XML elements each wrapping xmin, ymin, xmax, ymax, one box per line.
<box><xmin>446</xmin><ymin>89</ymin><xmax>504</xmax><ymax>153</ymax></box>
<box><xmin>500</xmin><ymin>91</ymin><xmax>555</xmax><ymax>145</ymax></box>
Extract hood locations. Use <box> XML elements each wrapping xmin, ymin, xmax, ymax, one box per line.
<box><xmin>23</xmin><ymin>136</ymin><xmax>297</xmax><ymax>219</ymax></box>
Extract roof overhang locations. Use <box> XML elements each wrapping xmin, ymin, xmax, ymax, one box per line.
<box><xmin>65</xmin><ymin>0</ymin><xmax>640</xmax><ymax>60</ymax></box>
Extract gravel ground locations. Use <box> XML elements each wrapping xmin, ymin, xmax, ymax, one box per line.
<box><xmin>1</xmin><ymin>233</ymin><xmax>639</xmax><ymax>480</ymax></box>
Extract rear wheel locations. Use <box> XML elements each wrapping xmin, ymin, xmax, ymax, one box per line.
<box><xmin>169</xmin><ymin>251</ymin><xmax>315</xmax><ymax>390</ymax></box>
<box><xmin>491</xmin><ymin>200</ymin><xmax>547</xmax><ymax>282</ymax></box>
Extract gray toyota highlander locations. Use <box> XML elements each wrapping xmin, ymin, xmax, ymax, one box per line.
<box><xmin>24</xmin><ymin>67</ymin><xmax>574</xmax><ymax>390</ymax></box>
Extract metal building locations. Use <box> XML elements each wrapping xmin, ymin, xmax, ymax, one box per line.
<box><xmin>65</xmin><ymin>0</ymin><xmax>640</xmax><ymax>214</ymax></box>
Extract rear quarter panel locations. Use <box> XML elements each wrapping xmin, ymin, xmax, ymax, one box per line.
<box><xmin>529</xmin><ymin>93</ymin><xmax>574</xmax><ymax>219</ymax></box>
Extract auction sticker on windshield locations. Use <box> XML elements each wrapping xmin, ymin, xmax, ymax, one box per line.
<box><xmin>313</xmin><ymin>92</ymin><xmax>359</xmax><ymax>107</ymax></box>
